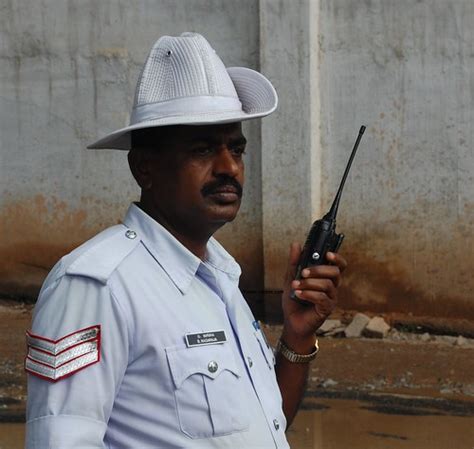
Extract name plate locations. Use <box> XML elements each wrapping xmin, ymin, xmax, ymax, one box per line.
<box><xmin>185</xmin><ymin>330</ymin><xmax>227</xmax><ymax>347</ymax></box>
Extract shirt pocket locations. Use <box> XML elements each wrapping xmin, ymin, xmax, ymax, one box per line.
<box><xmin>165</xmin><ymin>343</ymin><xmax>249</xmax><ymax>439</ymax></box>
<box><xmin>254</xmin><ymin>329</ymin><xmax>276</xmax><ymax>370</ymax></box>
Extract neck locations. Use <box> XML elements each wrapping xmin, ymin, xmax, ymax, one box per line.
<box><xmin>136</xmin><ymin>201</ymin><xmax>211</xmax><ymax>260</ymax></box>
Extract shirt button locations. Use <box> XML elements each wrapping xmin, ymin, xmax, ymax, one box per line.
<box><xmin>125</xmin><ymin>230</ymin><xmax>137</xmax><ymax>239</ymax></box>
<box><xmin>273</xmin><ymin>419</ymin><xmax>280</xmax><ymax>430</ymax></box>
<box><xmin>207</xmin><ymin>361</ymin><xmax>218</xmax><ymax>373</ymax></box>
<box><xmin>247</xmin><ymin>357</ymin><xmax>253</xmax><ymax>367</ymax></box>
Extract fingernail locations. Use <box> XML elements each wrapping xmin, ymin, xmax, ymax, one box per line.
<box><xmin>295</xmin><ymin>289</ymin><xmax>302</xmax><ymax>296</ymax></box>
<box><xmin>302</xmin><ymin>269</ymin><xmax>310</xmax><ymax>277</ymax></box>
<box><xmin>292</xmin><ymin>280</ymin><xmax>300</xmax><ymax>288</ymax></box>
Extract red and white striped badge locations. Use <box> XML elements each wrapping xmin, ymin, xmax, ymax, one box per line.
<box><xmin>25</xmin><ymin>325</ymin><xmax>101</xmax><ymax>382</ymax></box>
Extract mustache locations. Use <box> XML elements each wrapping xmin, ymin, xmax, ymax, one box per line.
<box><xmin>201</xmin><ymin>176</ymin><xmax>243</xmax><ymax>198</ymax></box>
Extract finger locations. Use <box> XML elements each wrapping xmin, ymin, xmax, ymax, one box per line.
<box><xmin>300</xmin><ymin>265</ymin><xmax>341</xmax><ymax>280</ymax></box>
<box><xmin>292</xmin><ymin>278</ymin><xmax>337</xmax><ymax>300</ymax></box>
<box><xmin>326</xmin><ymin>252</ymin><xmax>348</xmax><ymax>272</ymax></box>
<box><xmin>285</xmin><ymin>242</ymin><xmax>302</xmax><ymax>284</ymax></box>
<box><xmin>300</xmin><ymin>265</ymin><xmax>342</xmax><ymax>287</ymax></box>
<box><xmin>293</xmin><ymin>290</ymin><xmax>337</xmax><ymax>314</ymax></box>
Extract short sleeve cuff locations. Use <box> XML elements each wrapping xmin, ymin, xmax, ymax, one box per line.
<box><xmin>26</xmin><ymin>414</ymin><xmax>107</xmax><ymax>449</ymax></box>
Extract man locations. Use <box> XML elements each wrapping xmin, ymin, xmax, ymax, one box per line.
<box><xmin>25</xmin><ymin>33</ymin><xmax>346</xmax><ymax>448</ymax></box>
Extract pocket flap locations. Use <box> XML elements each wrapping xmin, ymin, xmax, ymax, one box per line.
<box><xmin>166</xmin><ymin>344</ymin><xmax>241</xmax><ymax>389</ymax></box>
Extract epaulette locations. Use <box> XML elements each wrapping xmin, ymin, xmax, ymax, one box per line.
<box><xmin>64</xmin><ymin>224</ymin><xmax>141</xmax><ymax>284</ymax></box>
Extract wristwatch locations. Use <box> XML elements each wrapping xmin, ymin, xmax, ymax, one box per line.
<box><xmin>276</xmin><ymin>338</ymin><xmax>319</xmax><ymax>363</ymax></box>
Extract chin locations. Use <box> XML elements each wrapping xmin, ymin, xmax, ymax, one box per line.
<box><xmin>207</xmin><ymin>203</ymin><xmax>240</xmax><ymax>225</ymax></box>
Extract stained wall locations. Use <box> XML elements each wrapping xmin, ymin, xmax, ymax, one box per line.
<box><xmin>260</xmin><ymin>0</ymin><xmax>473</xmax><ymax>321</ymax></box>
<box><xmin>1</xmin><ymin>0</ymin><xmax>473</xmax><ymax>322</ymax></box>
<box><xmin>0</xmin><ymin>0</ymin><xmax>262</xmax><ymax>300</ymax></box>
<box><xmin>318</xmin><ymin>0</ymin><xmax>474</xmax><ymax>319</ymax></box>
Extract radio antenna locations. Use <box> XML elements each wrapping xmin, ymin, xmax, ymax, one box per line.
<box><xmin>325</xmin><ymin>126</ymin><xmax>366</xmax><ymax>221</ymax></box>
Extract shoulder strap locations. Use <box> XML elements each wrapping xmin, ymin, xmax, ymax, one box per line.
<box><xmin>65</xmin><ymin>225</ymin><xmax>141</xmax><ymax>283</ymax></box>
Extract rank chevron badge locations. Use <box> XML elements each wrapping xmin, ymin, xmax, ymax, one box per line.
<box><xmin>25</xmin><ymin>325</ymin><xmax>101</xmax><ymax>382</ymax></box>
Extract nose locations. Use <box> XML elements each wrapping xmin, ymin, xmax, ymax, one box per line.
<box><xmin>212</xmin><ymin>146</ymin><xmax>240</xmax><ymax>178</ymax></box>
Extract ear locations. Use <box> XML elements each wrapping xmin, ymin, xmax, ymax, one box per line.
<box><xmin>128</xmin><ymin>149</ymin><xmax>153</xmax><ymax>190</ymax></box>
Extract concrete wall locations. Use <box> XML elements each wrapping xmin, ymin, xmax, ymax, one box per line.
<box><xmin>259</xmin><ymin>0</ymin><xmax>474</xmax><ymax>321</ymax></box>
<box><xmin>316</xmin><ymin>0</ymin><xmax>474</xmax><ymax>319</ymax></box>
<box><xmin>1</xmin><ymin>0</ymin><xmax>473</xmax><ymax>322</ymax></box>
<box><xmin>0</xmin><ymin>0</ymin><xmax>263</xmax><ymax>300</ymax></box>
<box><xmin>259</xmin><ymin>0</ymin><xmax>323</xmax><ymax>319</ymax></box>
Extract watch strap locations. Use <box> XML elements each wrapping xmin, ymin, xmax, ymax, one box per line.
<box><xmin>276</xmin><ymin>338</ymin><xmax>319</xmax><ymax>363</ymax></box>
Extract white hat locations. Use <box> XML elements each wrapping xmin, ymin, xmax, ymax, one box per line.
<box><xmin>88</xmin><ymin>32</ymin><xmax>278</xmax><ymax>150</ymax></box>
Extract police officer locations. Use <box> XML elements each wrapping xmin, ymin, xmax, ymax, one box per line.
<box><xmin>25</xmin><ymin>33</ymin><xmax>347</xmax><ymax>448</ymax></box>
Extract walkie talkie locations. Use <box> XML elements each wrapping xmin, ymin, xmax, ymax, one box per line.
<box><xmin>291</xmin><ymin>126</ymin><xmax>366</xmax><ymax>302</ymax></box>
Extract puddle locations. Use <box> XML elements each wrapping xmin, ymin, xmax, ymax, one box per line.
<box><xmin>287</xmin><ymin>398</ymin><xmax>474</xmax><ymax>448</ymax></box>
<box><xmin>2</xmin><ymin>398</ymin><xmax>474</xmax><ymax>448</ymax></box>
<box><xmin>0</xmin><ymin>423</ymin><xmax>24</xmax><ymax>449</ymax></box>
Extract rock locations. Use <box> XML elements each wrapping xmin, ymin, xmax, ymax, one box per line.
<box><xmin>420</xmin><ymin>332</ymin><xmax>431</xmax><ymax>342</ymax></box>
<box><xmin>0</xmin><ymin>305</ymin><xmax>19</xmax><ymax>314</ymax></box>
<box><xmin>344</xmin><ymin>313</ymin><xmax>370</xmax><ymax>338</ymax></box>
<box><xmin>439</xmin><ymin>336</ymin><xmax>457</xmax><ymax>345</ymax></box>
<box><xmin>440</xmin><ymin>387</ymin><xmax>454</xmax><ymax>395</ymax></box>
<box><xmin>461</xmin><ymin>384</ymin><xmax>474</xmax><ymax>396</ymax></box>
<box><xmin>364</xmin><ymin>316</ymin><xmax>391</xmax><ymax>339</ymax></box>
<box><xmin>316</xmin><ymin>319</ymin><xmax>342</xmax><ymax>335</ymax></box>
<box><xmin>456</xmin><ymin>335</ymin><xmax>467</xmax><ymax>346</ymax></box>
<box><xmin>324</xmin><ymin>326</ymin><xmax>347</xmax><ymax>337</ymax></box>
<box><xmin>321</xmin><ymin>378</ymin><xmax>338</xmax><ymax>388</ymax></box>
<box><xmin>388</xmin><ymin>329</ymin><xmax>401</xmax><ymax>341</ymax></box>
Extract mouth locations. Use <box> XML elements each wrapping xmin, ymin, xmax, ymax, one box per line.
<box><xmin>205</xmin><ymin>186</ymin><xmax>241</xmax><ymax>204</ymax></box>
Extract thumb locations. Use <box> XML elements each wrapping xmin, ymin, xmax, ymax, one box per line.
<box><xmin>285</xmin><ymin>242</ymin><xmax>302</xmax><ymax>285</ymax></box>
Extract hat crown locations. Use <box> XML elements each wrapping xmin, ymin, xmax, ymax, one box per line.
<box><xmin>134</xmin><ymin>33</ymin><xmax>238</xmax><ymax>108</ymax></box>
<box><xmin>87</xmin><ymin>32</ymin><xmax>277</xmax><ymax>150</ymax></box>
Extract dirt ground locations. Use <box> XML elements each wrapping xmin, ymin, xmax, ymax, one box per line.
<box><xmin>2</xmin><ymin>299</ymin><xmax>474</xmax><ymax>423</ymax></box>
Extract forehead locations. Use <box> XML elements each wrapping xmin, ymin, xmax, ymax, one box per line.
<box><xmin>177</xmin><ymin>122</ymin><xmax>243</xmax><ymax>142</ymax></box>
<box><xmin>132</xmin><ymin>122</ymin><xmax>244</xmax><ymax>148</ymax></box>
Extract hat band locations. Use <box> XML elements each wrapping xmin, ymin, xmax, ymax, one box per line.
<box><xmin>130</xmin><ymin>96</ymin><xmax>243</xmax><ymax>125</ymax></box>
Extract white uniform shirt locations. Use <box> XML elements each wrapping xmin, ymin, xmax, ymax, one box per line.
<box><xmin>26</xmin><ymin>204</ymin><xmax>290</xmax><ymax>449</ymax></box>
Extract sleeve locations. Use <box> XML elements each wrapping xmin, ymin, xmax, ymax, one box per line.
<box><xmin>25</xmin><ymin>272</ymin><xmax>130</xmax><ymax>449</ymax></box>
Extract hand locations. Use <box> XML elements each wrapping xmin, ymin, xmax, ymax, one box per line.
<box><xmin>281</xmin><ymin>243</ymin><xmax>348</xmax><ymax>347</ymax></box>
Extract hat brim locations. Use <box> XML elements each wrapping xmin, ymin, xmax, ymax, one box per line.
<box><xmin>87</xmin><ymin>67</ymin><xmax>278</xmax><ymax>150</ymax></box>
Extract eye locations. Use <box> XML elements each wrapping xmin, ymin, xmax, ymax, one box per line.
<box><xmin>230</xmin><ymin>145</ymin><xmax>246</xmax><ymax>157</ymax></box>
<box><xmin>192</xmin><ymin>146</ymin><xmax>214</xmax><ymax>156</ymax></box>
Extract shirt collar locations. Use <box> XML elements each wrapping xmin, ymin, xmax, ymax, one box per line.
<box><xmin>123</xmin><ymin>203</ymin><xmax>241</xmax><ymax>295</ymax></box>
